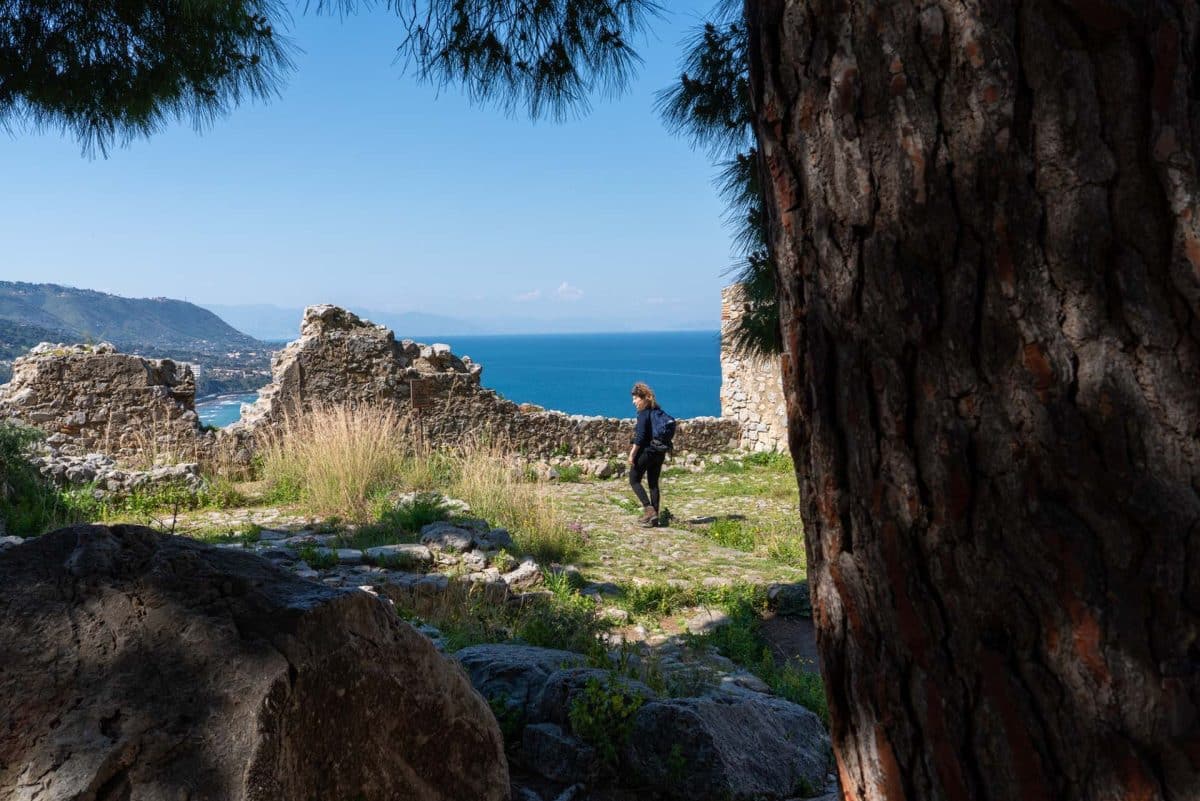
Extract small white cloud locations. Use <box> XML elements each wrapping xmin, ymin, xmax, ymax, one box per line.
<box><xmin>514</xmin><ymin>289</ymin><xmax>541</xmax><ymax>302</ymax></box>
<box><xmin>556</xmin><ymin>281</ymin><xmax>584</xmax><ymax>301</ymax></box>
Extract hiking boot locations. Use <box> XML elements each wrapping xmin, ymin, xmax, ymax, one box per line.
<box><xmin>639</xmin><ymin>506</ymin><xmax>658</xmax><ymax>526</ymax></box>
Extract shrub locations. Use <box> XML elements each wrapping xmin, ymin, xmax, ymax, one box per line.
<box><xmin>568</xmin><ymin>676</ymin><xmax>646</xmax><ymax>767</ymax></box>
<box><xmin>487</xmin><ymin>693</ymin><xmax>525</xmax><ymax>747</ymax></box>
<box><xmin>743</xmin><ymin>450</ymin><xmax>794</xmax><ymax>472</ymax></box>
<box><xmin>388</xmin><ymin>580</ymin><xmax>607</xmax><ymax>656</ymax></box>
<box><xmin>554</xmin><ymin>464</ymin><xmax>585</xmax><ymax>483</ymax></box>
<box><xmin>0</xmin><ymin>423</ymin><xmax>86</xmax><ymax>536</ymax></box>
<box><xmin>514</xmin><ymin>590</ymin><xmax>604</xmax><ymax>654</ymax></box>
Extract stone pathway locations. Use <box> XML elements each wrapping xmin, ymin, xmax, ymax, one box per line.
<box><xmin>545</xmin><ymin>479</ymin><xmax>805</xmax><ymax>588</ymax></box>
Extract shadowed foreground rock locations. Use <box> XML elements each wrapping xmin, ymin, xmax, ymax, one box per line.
<box><xmin>0</xmin><ymin>525</ymin><xmax>509</xmax><ymax>801</ymax></box>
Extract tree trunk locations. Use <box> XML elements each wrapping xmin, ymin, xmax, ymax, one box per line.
<box><xmin>746</xmin><ymin>2</ymin><xmax>1200</xmax><ymax>799</ymax></box>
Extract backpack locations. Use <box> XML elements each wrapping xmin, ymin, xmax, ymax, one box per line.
<box><xmin>649</xmin><ymin>408</ymin><xmax>677</xmax><ymax>451</ymax></box>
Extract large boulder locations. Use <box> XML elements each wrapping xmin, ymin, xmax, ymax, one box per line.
<box><xmin>0</xmin><ymin>525</ymin><xmax>509</xmax><ymax>801</ymax></box>
<box><xmin>455</xmin><ymin>644</ymin><xmax>587</xmax><ymax>718</ymax></box>
<box><xmin>625</xmin><ymin>694</ymin><xmax>831</xmax><ymax>800</ymax></box>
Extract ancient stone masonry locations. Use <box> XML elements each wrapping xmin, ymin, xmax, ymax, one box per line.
<box><xmin>0</xmin><ymin>342</ymin><xmax>208</xmax><ymax>459</ymax></box>
<box><xmin>719</xmin><ymin>285</ymin><xmax>787</xmax><ymax>452</ymax></box>
<box><xmin>0</xmin><ymin>308</ymin><xmax>740</xmax><ymax>468</ymax></box>
<box><xmin>232</xmin><ymin>305</ymin><xmax>739</xmax><ymax>458</ymax></box>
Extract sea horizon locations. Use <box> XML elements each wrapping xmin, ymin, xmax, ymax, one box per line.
<box><xmin>199</xmin><ymin>330</ymin><xmax>723</xmax><ymax>426</ymax></box>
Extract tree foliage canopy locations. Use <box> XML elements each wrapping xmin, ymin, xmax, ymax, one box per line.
<box><xmin>656</xmin><ymin>5</ymin><xmax>779</xmax><ymax>357</ymax></box>
<box><xmin>0</xmin><ymin>0</ymin><xmax>294</xmax><ymax>154</ymax></box>
<box><xmin>1</xmin><ymin>0</ymin><xmax>665</xmax><ymax>150</ymax></box>
<box><xmin>386</xmin><ymin>0</ymin><xmax>661</xmax><ymax>120</ymax></box>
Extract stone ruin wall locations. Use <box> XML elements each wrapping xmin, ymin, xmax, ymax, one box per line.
<box><xmin>0</xmin><ymin>343</ymin><xmax>209</xmax><ymax>460</ymax></box>
<box><xmin>231</xmin><ymin>305</ymin><xmax>739</xmax><ymax>458</ymax></box>
<box><xmin>720</xmin><ymin>284</ymin><xmax>788</xmax><ymax>452</ymax></box>
<box><xmin>0</xmin><ymin>306</ymin><xmax>739</xmax><ymax>466</ymax></box>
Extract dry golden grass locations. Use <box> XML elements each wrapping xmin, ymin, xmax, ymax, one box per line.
<box><xmin>257</xmin><ymin>406</ymin><xmax>584</xmax><ymax>561</ymax></box>
<box><xmin>447</xmin><ymin>443</ymin><xmax>583</xmax><ymax>563</ymax></box>
<box><xmin>259</xmin><ymin>405</ymin><xmax>410</xmax><ymax>521</ymax></box>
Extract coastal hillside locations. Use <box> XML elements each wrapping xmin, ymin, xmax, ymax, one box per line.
<box><xmin>0</xmin><ymin>281</ymin><xmax>261</xmax><ymax>351</ymax></box>
<box><xmin>0</xmin><ymin>282</ymin><xmax>272</xmax><ymax>393</ymax></box>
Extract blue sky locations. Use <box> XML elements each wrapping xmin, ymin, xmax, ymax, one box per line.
<box><xmin>0</xmin><ymin>3</ymin><xmax>737</xmax><ymax>333</ymax></box>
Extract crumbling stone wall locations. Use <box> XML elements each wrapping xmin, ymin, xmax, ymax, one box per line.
<box><xmin>0</xmin><ymin>343</ymin><xmax>207</xmax><ymax>459</ymax></box>
<box><xmin>233</xmin><ymin>306</ymin><xmax>739</xmax><ymax>458</ymax></box>
<box><xmin>720</xmin><ymin>285</ymin><xmax>788</xmax><ymax>452</ymax></box>
<box><xmin>0</xmin><ymin>309</ymin><xmax>739</xmax><ymax>466</ymax></box>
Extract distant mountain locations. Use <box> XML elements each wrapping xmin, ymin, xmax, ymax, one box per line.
<box><xmin>0</xmin><ymin>282</ymin><xmax>272</xmax><ymax>394</ymax></box>
<box><xmin>0</xmin><ymin>282</ymin><xmax>261</xmax><ymax>352</ymax></box>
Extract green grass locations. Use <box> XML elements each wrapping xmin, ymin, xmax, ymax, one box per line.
<box><xmin>393</xmin><ymin>579</ymin><xmax>610</xmax><ymax>656</ymax></box>
<box><xmin>609</xmin><ymin>495</ymin><xmax>641</xmax><ymax>513</ymax></box>
<box><xmin>684</xmin><ymin>590</ymin><xmax>828</xmax><ymax>723</ymax></box>
<box><xmin>742</xmin><ymin>450</ymin><xmax>794</xmax><ymax>472</ymax></box>
<box><xmin>554</xmin><ymin>464</ymin><xmax>585</xmax><ymax>483</ymax></box>
<box><xmin>614</xmin><ymin>580</ymin><xmax>762</xmax><ymax>619</ymax></box>
<box><xmin>706</xmin><ymin>518</ymin><xmax>756</xmax><ymax>551</ymax></box>
<box><xmin>345</xmin><ymin>491</ymin><xmax>450</xmax><ymax>547</ymax></box>
<box><xmin>0</xmin><ymin>423</ymin><xmax>90</xmax><ymax>536</ymax></box>
<box><xmin>297</xmin><ymin>544</ymin><xmax>339</xmax><ymax>569</ymax></box>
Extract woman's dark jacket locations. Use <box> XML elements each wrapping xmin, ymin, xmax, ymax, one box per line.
<box><xmin>632</xmin><ymin>408</ymin><xmax>654</xmax><ymax>449</ymax></box>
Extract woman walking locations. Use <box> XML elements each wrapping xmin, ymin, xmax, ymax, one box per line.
<box><xmin>629</xmin><ymin>382</ymin><xmax>667</xmax><ymax>527</ymax></box>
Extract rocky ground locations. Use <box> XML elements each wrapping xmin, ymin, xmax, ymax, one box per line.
<box><xmin>2</xmin><ymin>453</ymin><xmax>833</xmax><ymax>800</ymax></box>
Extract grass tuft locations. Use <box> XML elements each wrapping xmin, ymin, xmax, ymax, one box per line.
<box><xmin>259</xmin><ymin>405</ymin><xmax>411</xmax><ymax>522</ymax></box>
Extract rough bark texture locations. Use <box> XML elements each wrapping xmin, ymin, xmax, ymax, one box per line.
<box><xmin>747</xmin><ymin>2</ymin><xmax>1200</xmax><ymax>799</ymax></box>
<box><xmin>0</xmin><ymin>525</ymin><xmax>509</xmax><ymax>801</ymax></box>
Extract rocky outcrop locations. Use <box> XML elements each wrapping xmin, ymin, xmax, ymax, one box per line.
<box><xmin>234</xmin><ymin>304</ymin><xmax>483</xmax><ymax>430</ymax></box>
<box><xmin>0</xmin><ymin>524</ymin><xmax>509</xmax><ymax>801</ymax></box>
<box><xmin>451</xmin><ymin>643</ymin><xmax>832</xmax><ymax>800</ymax></box>
<box><xmin>0</xmin><ymin>342</ymin><xmax>206</xmax><ymax>459</ymax></box>
<box><xmin>234</xmin><ymin>305</ymin><xmax>739</xmax><ymax>459</ymax></box>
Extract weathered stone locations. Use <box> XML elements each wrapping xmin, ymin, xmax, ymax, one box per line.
<box><xmin>766</xmin><ymin>581</ymin><xmax>812</xmax><ymax>617</ymax></box>
<box><xmin>1</xmin><ymin>307</ymin><xmax>741</xmax><ymax>468</ymax></box>
<box><xmin>0</xmin><ymin>344</ymin><xmax>207</xmax><ymax>459</ymax></box>
<box><xmin>685</xmin><ymin>609</ymin><xmax>732</xmax><ymax>634</ymax></box>
<box><xmin>364</xmin><ymin>543</ymin><xmax>433</xmax><ymax>566</ymax></box>
<box><xmin>30</xmin><ymin>451</ymin><xmax>205</xmax><ymax>496</ymax></box>
<box><xmin>720</xmin><ymin>284</ymin><xmax>787</xmax><ymax>452</ymax></box>
<box><xmin>455</xmin><ymin>644</ymin><xmax>587</xmax><ymax>717</ymax></box>
<box><xmin>625</xmin><ymin>695</ymin><xmax>831</xmax><ymax>800</ymax></box>
<box><xmin>0</xmin><ymin>525</ymin><xmax>509</xmax><ymax>800</ymax></box>
<box><xmin>502</xmin><ymin>558</ymin><xmax>543</xmax><ymax>590</ymax></box>
<box><xmin>521</xmin><ymin>723</ymin><xmax>599</xmax><ymax>784</ymax></box>
<box><xmin>473</xmin><ymin>527</ymin><xmax>513</xmax><ymax>551</ymax></box>
<box><xmin>420</xmin><ymin>521</ymin><xmax>475</xmax><ymax>552</ymax></box>
<box><xmin>462</xmin><ymin>550</ymin><xmax>489</xmax><ymax>571</ymax></box>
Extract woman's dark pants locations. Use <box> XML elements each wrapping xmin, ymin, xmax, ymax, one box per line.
<box><xmin>630</xmin><ymin>450</ymin><xmax>666</xmax><ymax>510</ymax></box>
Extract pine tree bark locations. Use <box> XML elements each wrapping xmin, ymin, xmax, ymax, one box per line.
<box><xmin>746</xmin><ymin>2</ymin><xmax>1200</xmax><ymax>799</ymax></box>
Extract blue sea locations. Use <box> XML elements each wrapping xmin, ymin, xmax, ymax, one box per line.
<box><xmin>196</xmin><ymin>331</ymin><xmax>722</xmax><ymax>428</ymax></box>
